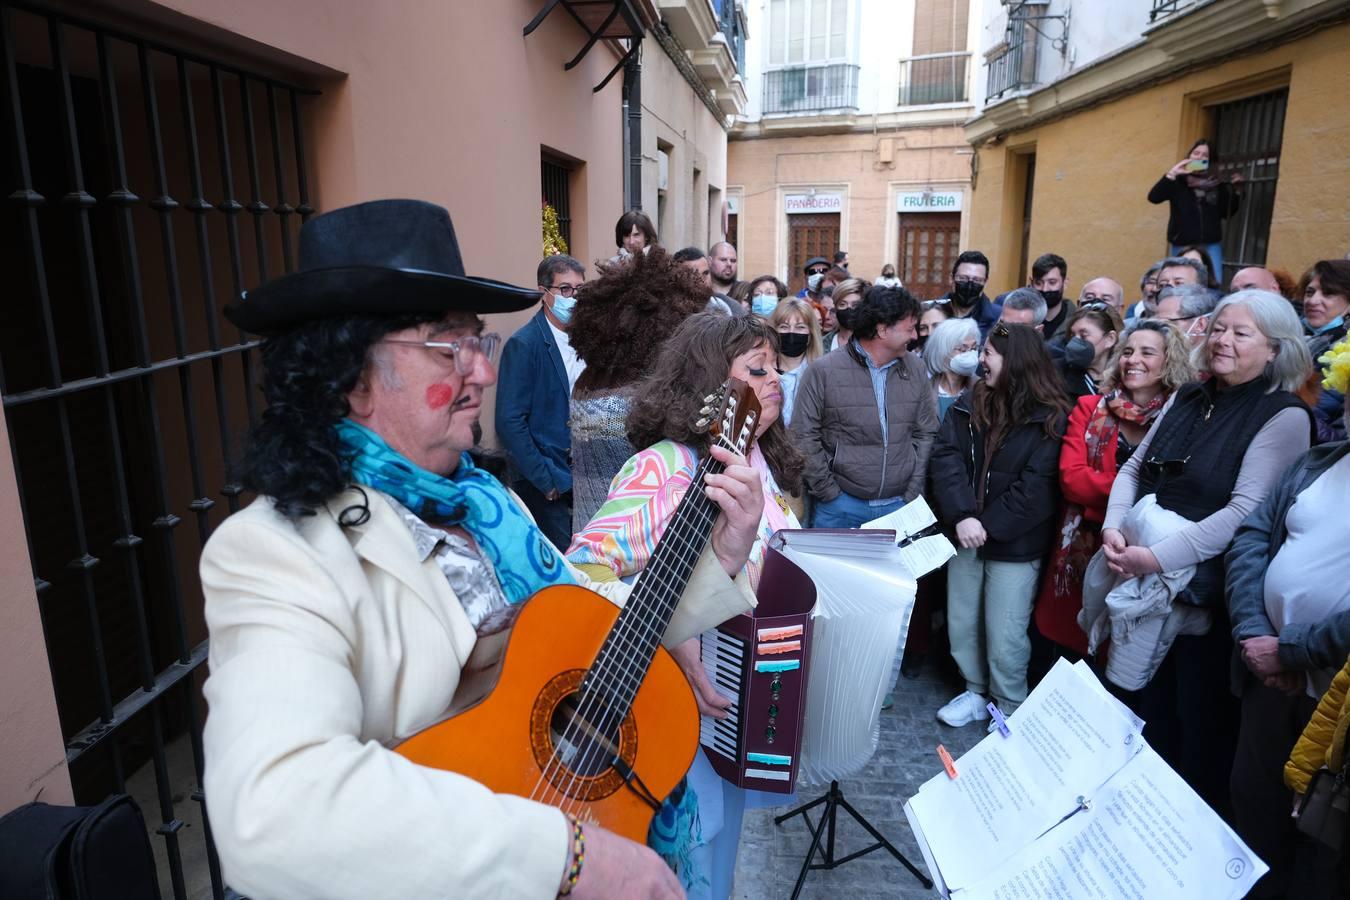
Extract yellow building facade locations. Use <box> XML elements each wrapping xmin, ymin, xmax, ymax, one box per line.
<box><xmin>965</xmin><ymin>1</ymin><xmax>1350</xmax><ymax>298</ymax></box>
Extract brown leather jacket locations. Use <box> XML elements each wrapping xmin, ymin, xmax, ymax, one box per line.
<box><xmin>790</xmin><ymin>341</ymin><xmax>939</xmax><ymax>503</ymax></box>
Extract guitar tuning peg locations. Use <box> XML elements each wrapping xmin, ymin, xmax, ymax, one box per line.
<box><xmin>695</xmin><ymin>417</ymin><xmax>711</xmax><ymax>429</ymax></box>
<box><xmin>703</xmin><ymin>392</ymin><xmax>719</xmax><ymax>404</ymax></box>
<box><xmin>699</xmin><ymin>405</ymin><xmax>714</xmax><ymax>416</ymax></box>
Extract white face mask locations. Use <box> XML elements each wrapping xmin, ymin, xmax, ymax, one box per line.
<box><xmin>806</xmin><ymin>273</ymin><xmax>825</xmax><ymax>293</ymax></box>
<box><xmin>949</xmin><ymin>350</ymin><xmax>979</xmax><ymax>377</ymax></box>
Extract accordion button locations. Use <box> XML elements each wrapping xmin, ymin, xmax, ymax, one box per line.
<box><xmin>765</xmin><ymin>726</ymin><xmax>776</xmax><ymax>743</ymax></box>
<box><xmin>768</xmin><ymin>704</ymin><xmax>779</xmax><ymax>718</ymax></box>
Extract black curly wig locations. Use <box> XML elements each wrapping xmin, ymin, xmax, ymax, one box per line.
<box><xmin>237</xmin><ymin>311</ymin><xmax>445</xmax><ymax>518</ymax></box>
<box><xmin>568</xmin><ymin>246</ymin><xmax>712</xmax><ymax>393</ymax></box>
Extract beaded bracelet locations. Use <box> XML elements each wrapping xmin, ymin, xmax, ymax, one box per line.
<box><xmin>558</xmin><ymin>816</ymin><xmax>586</xmax><ymax>897</ymax></box>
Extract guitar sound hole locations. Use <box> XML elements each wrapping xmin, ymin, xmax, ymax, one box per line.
<box><xmin>549</xmin><ymin>691</ymin><xmax>623</xmax><ymax>779</ymax></box>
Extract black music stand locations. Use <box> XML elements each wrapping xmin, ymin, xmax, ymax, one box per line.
<box><xmin>774</xmin><ymin>779</ymin><xmax>932</xmax><ymax>899</ymax></box>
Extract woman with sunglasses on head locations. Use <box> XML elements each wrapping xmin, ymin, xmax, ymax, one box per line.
<box><xmin>1056</xmin><ymin>303</ymin><xmax>1124</xmax><ymax>400</ymax></box>
<box><xmin>929</xmin><ymin>323</ymin><xmax>1071</xmax><ymax>728</ymax></box>
<box><xmin>567</xmin><ymin>313</ymin><xmax>805</xmax><ymax>900</ymax></box>
<box><xmin>1101</xmin><ymin>290</ymin><xmax>1313</xmax><ymax>813</ymax></box>
<box><xmin>1032</xmin><ymin>320</ymin><xmax>1194</xmax><ymax>675</ymax></box>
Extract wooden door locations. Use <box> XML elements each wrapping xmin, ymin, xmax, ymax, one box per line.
<box><xmin>899</xmin><ymin>213</ymin><xmax>962</xmax><ymax>300</ymax></box>
<box><xmin>787</xmin><ymin>213</ymin><xmax>841</xmax><ymax>294</ymax></box>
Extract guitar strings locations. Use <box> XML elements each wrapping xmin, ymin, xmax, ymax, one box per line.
<box><xmin>543</xmin><ymin>421</ymin><xmax>748</xmax><ymax>814</ymax></box>
<box><xmin>550</xmin><ymin>417</ymin><xmax>755</xmax><ymax>812</ymax></box>
<box><xmin>533</xmin><ymin>454</ymin><xmax>722</xmax><ymax>812</ymax></box>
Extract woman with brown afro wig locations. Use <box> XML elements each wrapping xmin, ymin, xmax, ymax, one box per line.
<box><xmin>567</xmin><ymin>246</ymin><xmax>714</xmax><ymax>530</ymax></box>
<box><xmin>566</xmin><ymin>312</ymin><xmax>805</xmax><ymax>898</ymax></box>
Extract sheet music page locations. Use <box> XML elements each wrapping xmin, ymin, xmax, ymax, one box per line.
<box><xmin>897</xmin><ymin>534</ymin><xmax>957</xmax><ymax>580</ymax></box>
<box><xmin>953</xmin><ymin>745</ymin><xmax>1267</xmax><ymax>900</ymax></box>
<box><xmin>862</xmin><ymin>494</ymin><xmax>939</xmax><ymax>536</ymax></box>
<box><xmin>906</xmin><ymin>660</ymin><xmax>1143</xmax><ymax>891</ymax></box>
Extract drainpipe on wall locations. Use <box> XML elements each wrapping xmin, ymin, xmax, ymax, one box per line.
<box><xmin>624</xmin><ymin>43</ymin><xmax>642</xmax><ymax>211</ymax></box>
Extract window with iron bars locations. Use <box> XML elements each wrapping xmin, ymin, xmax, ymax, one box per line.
<box><xmin>0</xmin><ymin>3</ymin><xmax>315</xmax><ymax>898</ymax></box>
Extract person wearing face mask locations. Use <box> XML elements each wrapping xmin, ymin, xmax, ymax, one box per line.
<box><xmin>797</xmin><ymin>256</ymin><xmax>831</xmax><ymax>299</ymax></box>
<box><xmin>1148</xmin><ymin>138</ymin><xmax>1243</xmax><ymax>278</ymax></box>
<box><xmin>746</xmin><ymin>274</ymin><xmax>788</xmax><ymax>319</ymax></box>
<box><xmin>938</xmin><ymin>250</ymin><xmax>1001</xmax><ymax>338</ymax></box>
<box><xmin>822</xmin><ymin>278</ymin><xmax>867</xmax><ymax>353</ymax></box>
<box><xmin>1101</xmin><ymin>290</ymin><xmax>1313</xmax><ymax>814</ymax></box>
<box><xmin>916</xmin><ymin>300</ymin><xmax>952</xmax><ymax>357</ymax></box>
<box><xmin>1154</xmin><ymin>283</ymin><xmax>1220</xmax><ymax>348</ymax></box>
<box><xmin>768</xmin><ymin>297</ymin><xmax>823</xmax><ymax>428</ymax></box>
<box><xmin>496</xmin><ymin>255</ymin><xmax>588</xmax><ymax>549</ymax></box>
<box><xmin>876</xmin><ymin>263</ymin><xmax>902</xmax><ymax>289</ymax></box>
<box><xmin>928</xmin><ymin>324</ymin><xmax>1071</xmax><ymax>728</ymax></box>
<box><xmin>1054</xmin><ymin>304</ymin><xmax>1124</xmax><ymax>399</ymax></box>
<box><xmin>1298</xmin><ymin>259</ymin><xmax>1350</xmax><ymax>443</ymax></box>
<box><xmin>1031</xmin><ymin>319</ymin><xmax>1195</xmax><ymax>680</ymax></box>
<box><xmin>1030</xmin><ymin>253</ymin><xmax>1074</xmax><ymax>342</ymax></box>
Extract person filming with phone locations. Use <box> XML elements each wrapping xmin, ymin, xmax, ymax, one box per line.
<box><xmin>1148</xmin><ymin>138</ymin><xmax>1243</xmax><ymax>279</ymax></box>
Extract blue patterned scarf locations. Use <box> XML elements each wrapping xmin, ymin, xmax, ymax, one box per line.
<box><xmin>335</xmin><ymin>419</ymin><xmax>574</xmax><ymax>603</ymax></box>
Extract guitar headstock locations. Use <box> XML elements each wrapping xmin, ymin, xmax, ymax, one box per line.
<box><xmin>695</xmin><ymin>378</ymin><xmax>762</xmax><ymax>456</ymax></box>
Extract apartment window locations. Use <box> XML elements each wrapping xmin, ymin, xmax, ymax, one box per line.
<box><xmin>541</xmin><ymin>156</ymin><xmax>572</xmax><ymax>250</ymax></box>
<box><xmin>769</xmin><ymin>0</ymin><xmax>849</xmax><ymax>66</ymax></box>
<box><xmin>1212</xmin><ymin>88</ymin><xmax>1288</xmax><ymax>285</ymax></box>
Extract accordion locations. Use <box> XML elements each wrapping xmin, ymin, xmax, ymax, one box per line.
<box><xmin>699</xmin><ymin>546</ymin><xmax>815</xmax><ymax>793</ymax></box>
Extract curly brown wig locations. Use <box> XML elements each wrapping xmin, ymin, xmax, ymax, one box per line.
<box><xmin>568</xmin><ymin>246</ymin><xmax>711</xmax><ymax>394</ymax></box>
<box><xmin>626</xmin><ymin>313</ymin><xmax>805</xmax><ymax>494</ymax></box>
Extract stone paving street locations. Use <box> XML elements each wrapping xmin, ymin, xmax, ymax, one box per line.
<box><xmin>733</xmin><ymin>659</ymin><xmax>984</xmax><ymax>900</ymax></box>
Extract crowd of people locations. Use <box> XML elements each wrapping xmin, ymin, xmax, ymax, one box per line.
<box><xmin>198</xmin><ymin>196</ymin><xmax>1349</xmax><ymax>900</ymax></box>
<box><xmin>496</xmin><ymin>205</ymin><xmax>1350</xmax><ymax>899</ymax></box>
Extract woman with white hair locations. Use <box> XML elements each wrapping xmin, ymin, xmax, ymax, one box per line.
<box><xmin>1101</xmin><ymin>289</ymin><xmax>1314</xmax><ymax>813</ymax></box>
<box><xmin>925</xmin><ymin>316</ymin><xmax>980</xmax><ymax>420</ymax></box>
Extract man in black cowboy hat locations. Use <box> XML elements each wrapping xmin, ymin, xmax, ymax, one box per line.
<box><xmin>199</xmin><ymin>199</ymin><xmax>764</xmax><ymax>900</ymax></box>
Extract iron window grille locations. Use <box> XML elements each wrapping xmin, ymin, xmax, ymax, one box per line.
<box><xmin>899</xmin><ymin>52</ymin><xmax>970</xmax><ymax>106</ymax></box>
<box><xmin>541</xmin><ymin>157</ymin><xmax>572</xmax><ymax>250</ymax></box>
<box><xmin>1213</xmin><ymin>87</ymin><xmax>1288</xmax><ymax>286</ymax></box>
<box><xmin>0</xmin><ymin>2</ymin><xmax>316</xmax><ymax>897</ymax></box>
<box><xmin>762</xmin><ymin>63</ymin><xmax>860</xmax><ymax>115</ymax></box>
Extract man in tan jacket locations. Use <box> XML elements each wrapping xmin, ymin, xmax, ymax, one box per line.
<box><xmin>200</xmin><ymin>200</ymin><xmax>764</xmax><ymax>900</ymax></box>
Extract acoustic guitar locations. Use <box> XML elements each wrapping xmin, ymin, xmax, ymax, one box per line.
<box><xmin>396</xmin><ymin>379</ymin><xmax>762</xmax><ymax>841</ymax></box>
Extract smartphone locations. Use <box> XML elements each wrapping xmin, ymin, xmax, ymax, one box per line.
<box><xmin>1184</xmin><ymin>158</ymin><xmax>1210</xmax><ymax>173</ymax></box>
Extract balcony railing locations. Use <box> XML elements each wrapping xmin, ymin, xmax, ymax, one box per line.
<box><xmin>1149</xmin><ymin>0</ymin><xmax>1195</xmax><ymax>22</ymax></box>
<box><xmin>763</xmin><ymin>64</ymin><xmax>860</xmax><ymax>114</ymax></box>
<box><xmin>985</xmin><ymin>12</ymin><xmax>1038</xmax><ymax>101</ymax></box>
<box><xmin>899</xmin><ymin>52</ymin><xmax>970</xmax><ymax>106</ymax></box>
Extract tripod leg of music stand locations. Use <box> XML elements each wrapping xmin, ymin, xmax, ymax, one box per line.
<box><xmin>833</xmin><ymin>793</ymin><xmax>934</xmax><ymax>889</ymax></box>
<box><xmin>789</xmin><ymin>792</ymin><xmax>834</xmax><ymax>900</ymax></box>
<box><xmin>773</xmin><ymin>790</ymin><xmax>830</xmax><ymax>826</ymax></box>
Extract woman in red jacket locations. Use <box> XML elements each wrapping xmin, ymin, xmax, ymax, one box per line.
<box><xmin>1032</xmin><ymin>319</ymin><xmax>1195</xmax><ymax>664</ymax></box>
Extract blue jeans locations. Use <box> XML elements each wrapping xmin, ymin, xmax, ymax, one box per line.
<box><xmin>810</xmin><ymin>490</ymin><xmax>903</xmax><ymax>529</ymax></box>
<box><xmin>1171</xmin><ymin>242</ymin><xmax>1222</xmax><ymax>284</ymax></box>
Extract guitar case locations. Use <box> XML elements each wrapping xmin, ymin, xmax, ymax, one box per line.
<box><xmin>0</xmin><ymin>793</ymin><xmax>162</xmax><ymax>900</ymax></box>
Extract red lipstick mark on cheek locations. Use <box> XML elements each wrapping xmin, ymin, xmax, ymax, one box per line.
<box><xmin>425</xmin><ymin>384</ymin><xmax>456</xmax><ymax>410</ymax></box>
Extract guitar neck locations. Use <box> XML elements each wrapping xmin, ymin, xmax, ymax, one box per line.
<box><xmin>582</xmin><ymin>451</ymin><xmax>725</xmax><ymax>713</ymax></box>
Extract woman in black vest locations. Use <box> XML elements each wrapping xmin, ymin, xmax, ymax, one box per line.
<box><xmin>1101</xmin><ymin>290</ymin><xmax>1313</xmax><ymax>814</ymax></box>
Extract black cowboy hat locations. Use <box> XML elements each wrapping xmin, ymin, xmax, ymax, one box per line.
<box><xmin>224</xmin><ymin>198</ymin><xmax>541</xmax><ymax>335</ymax></box>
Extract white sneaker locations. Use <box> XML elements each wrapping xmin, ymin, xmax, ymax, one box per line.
<box><xmin>937</xmin><ymin>691</ymin><xmax>991</xmax><ymax>727</ymax></box>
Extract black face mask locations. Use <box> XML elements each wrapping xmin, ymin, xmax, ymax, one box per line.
<box><xmin>1063</xmin><ymin>336</ymin><xmax>1095</xmax><ymax>369</ymax></box>
<box><xmin>778</xmin><ymin>332</ymin><xmax>810</xmax><ymax>358</ymax></box>
<box><xmin>1041</xmin><ymin>289</ymin><xmax>1064</xmax><ymax>309</ymax></box>
<box><xmin>908</xmin><ymin>335</ymin><xmax>928</xmax><ymax>354</ymax></box>
<box><xmin>952</xmin><ymin>281</ymin><xmax>983</xmax><ymax>305</ymax></box>
<box><xmin>835</xmin><ymin>307</ymin><xmax>859</xmax><ymax>332</ymax></box>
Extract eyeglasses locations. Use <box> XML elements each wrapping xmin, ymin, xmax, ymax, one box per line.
<box><xmin>381</xmin><ymin>333</ymin><xmax>501</xmax><ymax>375</ymax></box>
<box><xmin>806</xmin><ymin>267</ymin><xmax>828</xmax><ymax>276</ymax></box>
<box><xmin>953</xmin><ymin>277</ymin><xmax>986</xmax><ymax>287</ymax></box>
<box><xmin>1157</xmin><ymin>314</ymin><xmax>1197</xmax><ymax>323</ymax></box>
<box><xmin>992</xmin><ymin>322</ymin><xmax>1011</xmax><ymax>338</ymax></box>
<box><xmin>1079</xmin><ymin>297</ymin><xmax>1117</xmax><ymax>309</ymax></box>
<box><xmin>544</xmin><ymin>282</ymin><xmax>584</xmax><ymax>297</ymax></box>
<box><xmin>922</xmin><ymin>299</ymin><xmax>953</xmax><ymax>310</ymax></box>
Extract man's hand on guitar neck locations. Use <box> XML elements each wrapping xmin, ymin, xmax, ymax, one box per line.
<box><xmin>565</xmin><ymin>822</ymin><xmax>685</xmax><ymax>899</ymax></box>
<box><xmin>704</xmin><ymin>444</ymin><xmax>765</xmax><ymax>579</ymax></box>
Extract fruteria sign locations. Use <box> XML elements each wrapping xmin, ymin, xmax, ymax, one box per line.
<box><xmin>785</xmin><ymin>192</ymin><xmax>843</xmax><ymax>214</ymax></box>
<box><xmin>896</xmin><ymin>191</ymin><xmax>963</xmax><ymax>212</ymax></box>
